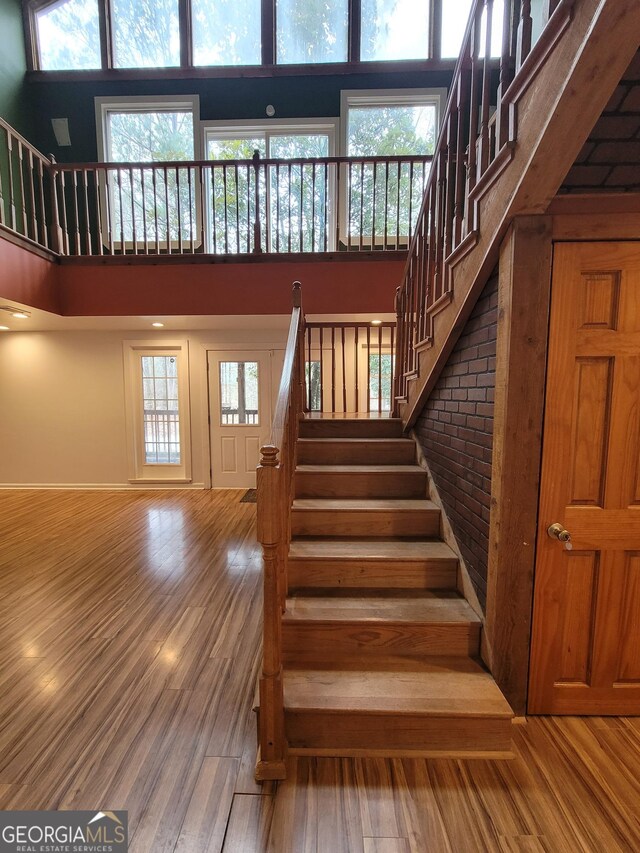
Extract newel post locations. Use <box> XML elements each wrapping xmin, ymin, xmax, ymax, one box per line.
<box><xmin>255</xmin><ymin>444</ymin><xmax>287</xmax><ymax>781</ymax></box>
<box><xmin>47</xmin><ymin>156</ymin><xmax>63</xmax><ymax>255</ymax></box>
<box><xmin>252</xmin><ymin>149</ymin><xmax>263</xmax><ymax>254</ymax></box>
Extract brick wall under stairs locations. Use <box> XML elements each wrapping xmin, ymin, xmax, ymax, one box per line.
<box><xmin>267</xmin><ymin>415</ymin><xmax>514</xmax><ymax>759</ymax></box>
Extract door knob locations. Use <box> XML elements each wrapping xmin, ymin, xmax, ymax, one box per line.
<box><xmin>547</xmin><ymin>522</ymin><xmax>572</xmax><ymax>550</ymax></box>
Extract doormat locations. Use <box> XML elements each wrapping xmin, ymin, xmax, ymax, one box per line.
<box><xmin>240</xmin><ymin>488</ymin><xmax>257</xmax><ymax>503</ymax></box>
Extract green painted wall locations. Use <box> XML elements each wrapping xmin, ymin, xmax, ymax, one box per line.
<box><xmin>28</xmin><ymin>68</ymin><xmax>453</xmax><ymax>162</ymax></box>
<box><xmin>0</xmin><ymin>0</ymin><xmax>31</xmax><ymax>135</ymax></box>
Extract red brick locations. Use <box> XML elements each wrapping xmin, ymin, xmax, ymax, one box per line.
<box><xmin>562</xmin><ymin>164</ymin><xmax>611</xmax><ymax>187</ymax></box>
<box><xmin>605</xmin><ymin>165</ymin><xmax>640</xmax><ymax>187</ymax></box>
<box><xmin>590</xmin><ymin>141</ymin><xmax>640</xmax><ymax>163</ymax></box>
<box><xmin>620</xmin><ymin>85</ymin><xmax>640</xmax><ymax>112</ymax></box>
<box><xmin>590</xmin><ymin>115</ymin><xmax>640</xmax><ymax>140</ymax></box>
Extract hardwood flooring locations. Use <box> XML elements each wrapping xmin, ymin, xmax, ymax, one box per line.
<box><xmin>0</xmin><ymin>490</ymin><xmax>639</xmax><ymax>852</ymax></box>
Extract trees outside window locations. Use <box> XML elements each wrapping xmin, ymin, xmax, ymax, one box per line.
<box><xmin>35</xmin><ymin>0</ymin><xmax>101</xmax><ymax>70</ymax></box>
<box><xmin>111</xmin><ymin>0</ymin><xmax>180</xmax><ymax>68</ymax></box>
<box><xmin>192</xmin><ymin>0</ymin><xmax>261</xmax><ymax>66</ymax></box>
<box><xmin>275</xmin><ymin>0</ymin><xmax>349</xmax><ymax>64</ymax></box>
<box><xmin>341</xmin><ymin>90</ymin><xmax>442</xmax><ymax>243</ymax></box>
<box><xmin>204</xmin><ymin>123</ymin><xmax>335</xmax><ymax>253</ymax></box>
<box><xmin>96</xmin><ymin>97</ymin><xmax>199</xmax><ymax>247</ymax></box>
<box><xmin>360</xmin><ymin>0</ymin><xmax>429</xmax><ymax>62</ymax></box>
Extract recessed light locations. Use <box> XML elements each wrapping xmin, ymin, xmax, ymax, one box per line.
<box><xmin>152</xmin><ymin>322</ymin><xmax>165</xmax><ymax>328</ymax></box>
<box><xmin>0</xmin><ymin>326</ymin><xmax>9</xmax><ymax>331</ymax></box>
<box><xmin>1</xmin><ymin>306</ymin><xmax>30</xmax><ymax>319</ymax></box>
<box><xmin>371</xmin><ymin>319</ymin><xmax>382</xmax><ymax>326</ymax></box>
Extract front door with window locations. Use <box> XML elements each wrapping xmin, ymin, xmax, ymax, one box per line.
<box><xmin>207</xmin><ymin>350</ymin><xmax>282</xmax><ymax>488</ymax></box>
<box><xmin>529</xmin><ymin>242</ymin><xmax>640</xmax><ymax>714</ymax></box>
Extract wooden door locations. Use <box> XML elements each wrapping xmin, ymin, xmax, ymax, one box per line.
<box><xmin>208</xmin><ymin>350</ymin><xmax>281</xmax><ymax>489</ymax></box>
<box><xmin>529</xmin><ymin>242</ymin><xmax>640</xmax><ymax>715</ymax></box>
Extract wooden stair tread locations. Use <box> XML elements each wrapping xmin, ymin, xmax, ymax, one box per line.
<box><xmin>283</xmin><ymin>659</ymin><xmax>513</xmax><ymax>718</ymax></box>
<box><xmin>292</xmin><ymin>498</ymin><xmax>437</xmax><ymax>511</ymax></box>
<box><xmin>289</xmin><ymin>539</ymin><xmax>456</xmax><ymax>561</ymax></box>
<box><xmin>297</xmin><ymin>465</ymin><xmax>424</xmax><ymax>474</ymax></box>
<box><xmin>284</xmin><ymin>593</ymin><xmax>480</xmax><ymax>624</ymax></box>
<box><xmin>297</xmin><ymin>438</ymin><xmax>413</xmax><ymax>445</ymax></box>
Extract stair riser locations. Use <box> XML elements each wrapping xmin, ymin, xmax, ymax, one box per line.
<box><xmin>291</xmin><ymin>509</ymin><xmax>440</xmax><ymax>537</ymax></box>
<box><xmin>285</xmin><ymin>711</ymin><xmax>512</xmax><ymax>755</ymax></box>
<box><xmin>282</xmin><ymin>622</ymin><xmax>480</xmax><ymax>662</ymax></box>
<box><xmin>296</xmin><ymin>471</ymin><xmax>427</xmax><ymax>499</ymax></box>
<box><xmin>287</xmin><ymin>558</ymin><xmax>458</xmax><ymax>590</ymax></box>
<box><xmin>299</xmin><ymin>420</ymin><xmax>403</xmax><ymax>439</ymax></box>
<box><xmin>297</xmin><ymin>441</ymin><xmax>416</xmax><ymax>465</ymax></box>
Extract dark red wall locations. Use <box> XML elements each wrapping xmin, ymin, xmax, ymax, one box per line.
<box><xmin>57</xmin><ymin>257</ymin><xmax>403</xmax><ymax>316</ymax></box>
<box><xmin>0</xmin><ymin>233</ymin><xmax>403</xmax><ymax>317</ymax></box>
<box><xmin>0</xmin><ymin>234</ymin><xmax>61</xmax><ymax>313</ymax></box>
<box><xmin>415</xmin><ymin>271</ymin><xmax>498</xmax><ymax>609</ymax></box>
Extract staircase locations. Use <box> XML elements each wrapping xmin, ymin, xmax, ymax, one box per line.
<box><xmin>276</xmin><ymin>416</ymin><xmax>513</xmax><ymax>759</ymax></box>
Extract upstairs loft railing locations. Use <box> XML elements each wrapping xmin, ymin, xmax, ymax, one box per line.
<box><xmin>393</xmin><ymin>0</ymin><xmax>570</xmax><ymax>407</ymax></box>
<box><xmin>0</xmin><ymin>123</ymin><xmax>431</xmax><ymax>259</ymax></box>
<box><xmin>0</xmin><ymin>118</ymin><xmax>52</xmax><ymax>251</ymax></box>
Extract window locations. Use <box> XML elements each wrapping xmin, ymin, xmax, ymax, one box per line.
<box><xmin>369</xmin><ymin>352</ymin><xmax>394</xmax><ymax>412</ymax></box>
<box><xmin>192</xmin><ymin>0</ymin><xmax>261</xmax><ymax>66</ymax></box>
<box><xmin>343</xmin><ymin>91</ymin><xmax>442</xmax><ymax>157</ymax></box>
<box><xmin>96</xmin><ymin>96</ymin><xmax>200</xmax><ymax>247</ymax></box>
<box><xmin>34</xmin><ymin>0</ymin><xmax>101</xmax><ymax>71</ymax></box>
<box><xmin>142</xmin><ymin>355</ymin><xmax>181</xmax><ymax>464</ymax></box>
<box><xmin>124</xmin><ymin>342</ymin><xmax>191</xmax><ymax>482</ymax></box>
<box><xmin>219</xmin><ymin>362</ymin><xmax>260</xmax><ymax>424</ymax></box>
<box><xmin>361</xmin><ymin>0</ymin><xmax>429</xmax><ymax>62</ymax></box>
<box><xmin>441</xmin><ymin>0</ymin><xmax>504</xmax><ymax>59</ymax></box>
<box><xmin>203</xmin><ymin>120</ymin><xmax>336</xmax><ymax>253</ymax></box>
<box><xmin>111</xmin><ymin>0</ymin><xmax>180</xmax><ymax>68</ymax></box>
<box><xmin>305</xmin><ymin>361</ymin><xmax>322</xmax><ymax>411</ymax></box>
<box><xmin>276</xmin><ymin>0</ymin><xmax>349</xmax><ymax>64</ymax></box>
<box><xmin>30</xmin><ymin>0</ymin><xmax>501</xmax><ymax>72</ymax></box>
<box><xmin>341</xmin><ymin>89</ymin><xmax>444</xmax><ymax>243</ymax></box>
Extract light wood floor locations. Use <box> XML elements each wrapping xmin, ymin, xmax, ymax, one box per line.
<box><xmin>0</xmin><ymin>490</ymin><xmax>639</xmax><ymax>852</ymax></box>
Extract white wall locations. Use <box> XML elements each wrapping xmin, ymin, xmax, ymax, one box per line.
<box><xmin>0</xmin><ymin>327</ymin><xmax>288</xmax><ymax>487</ymax></box>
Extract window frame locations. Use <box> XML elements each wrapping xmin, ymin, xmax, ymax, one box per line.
<box><xmin>95</xmin><ymin>95</ymin><xmax>202</xmax><ymax>251</ymax></box>
<box><xmin>24</xmin><ymin>0</ymin><xmax>467</xmax><ymax>75</ymax></box>
<box><xmin>340</xmin><ymin>87</ymin><xmax>447</xmax><ymax>157</ymax></box>
<box><xmin>202</xmin><ymin>117</ymin><xmax>339</xmax><ymax>253</ymax></box>
<box><xmin>123</xmin><ymin>340</ymin><xmax>192</xmax><ymax>483</ymax></box>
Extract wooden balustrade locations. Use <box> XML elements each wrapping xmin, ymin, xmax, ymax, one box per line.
<box><xmin>46</xmin><ymin>153</ymin><xmax>431</xmax><ymax>257</ymax></box>
<box><xmin>304</xmin><ymin>321</ymin><xmax>396</xmax><ymax>414</ymax></box>
<box><xmin>0</xmin><ymin>118</ymin><xmax>52</xmax><ymax>250</ymax></box>
<box><xmin>393</xmin><ymin>0</ymin><xmax>573</xmax><ymax>411</ymax></box>
<box><xmin>255</xmin><ymin>280</ymin><xmax>305</xmax><ymax>781</ymax></box>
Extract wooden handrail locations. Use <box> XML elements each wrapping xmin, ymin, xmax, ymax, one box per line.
<box><xmin>255</xmin><ymin>280</ymin><xmax>305</xmax><ymax>781</ymax></box>
<box><xmin>0</xmin><ymin>118</ymin><xmax>53</xmax><ymax>250</ymax></box>
<box><xmin>49</xmin><ymin>153</ymin><xmax>433</xmax><ymax>172</ymax></box>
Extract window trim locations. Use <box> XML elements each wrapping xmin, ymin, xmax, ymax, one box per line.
<box><xmin>123</xmin><ymin>340</ymin><xmax>192</xmax><ymax>483</ymax></box>
<box><xmin>95</xmin><ymin>95</ymin><xmax>202</xmax><ymax>251</ymax></box>
<box><xmin>95</xmin><ymin>94</ymin><xmax>202</xmax><ymax>163</ymax></box>
<box><xmin>202</xmin><ymin>117</ymin><xmax>339</xmax><ymax>158</ymax></box>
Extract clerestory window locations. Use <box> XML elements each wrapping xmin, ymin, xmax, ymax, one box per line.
<box><xmin>28</xmin><ymin>0</ymin><xmax>493</xmax><ymax>73</ymax></box>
